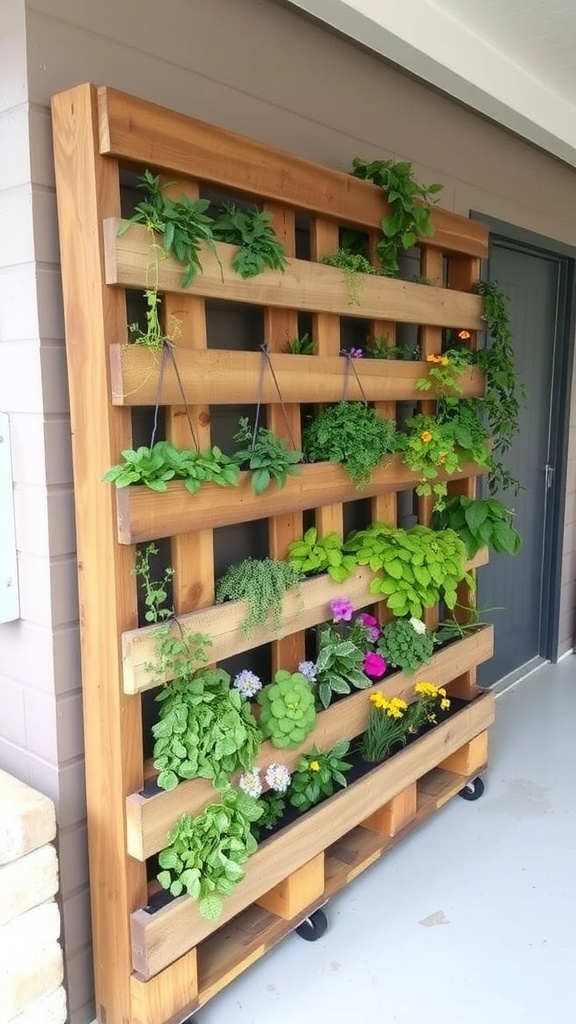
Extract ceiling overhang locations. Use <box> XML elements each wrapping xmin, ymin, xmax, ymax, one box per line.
<box><xmin>286</xmin><ymin>0</ymin><xmax>576</xmax><ymax>169</ymax></box>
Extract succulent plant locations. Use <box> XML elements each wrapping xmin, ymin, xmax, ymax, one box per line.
<box><xmin>257</xmin><ymin>670</ymin><xmax>316</xmax><ymax>749</ymax></box>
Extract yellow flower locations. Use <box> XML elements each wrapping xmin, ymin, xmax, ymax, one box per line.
<box><xmin>439</xmin><ymin>355</ymin><xmax>449</xmax><ymax>366</ymax></box>
<box><xmin>420</xmin><ymin>430</ymin><xmax>433</xmax><ymax>444</ymax></box>
<box><xmin>370</xmin><ymin>692</ymin><xmax>384</xmax><ymax>708</ymax></box>
<box><xmin>440</xmin><ymin>698</ymin><xmax>451</xmax><ymax>710</ymax></box>
<box><xmin>309</xmin><ymin>760</ymin><xmax>320</xmax><ymax>772</ymax></box>
<box><xmin>415</xmin><ymin>682</ymin><xmax>439</xmax><ymax>697</ymax></box>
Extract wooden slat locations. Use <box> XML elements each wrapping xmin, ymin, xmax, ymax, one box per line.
<box><xmin>98</xmin><ymin>86</ymin><xmax>489</xmax><ymax>257</ymax></box>
<box><xmin>130</xmin><ymin>949</ymin><xmax>198</xmax><ymax>1024</ymax></box>
<box><xmin>125</xmin><ymin>626</ymin><xmax>494</xmax><ymax>860</ymax></box>
<box><xmin>51</xmin><ymin>83</ymin><xmax>146</xmax><ymax>1024</ymax></box>
<box><xmin>130</xmin><ymin>691</ymin><xmax>495</xmax><ymax>977</ymax></box>
<box><xmin>256</xmin><ymin>853</ymin><xmax>325</xmax><ymax>920</ymax></box>
<box><xmin>362</xmin><ymin>782</ymin><xmax>418</xmax><ymax>837</ymax></box>
<box><xmin>122</xmin><ymin>549</ymin><xmax>489</xmax><ymax>694</ymax></box>
<box><xmin>104</xmin><ymin>219</ymin><xmax>486</xmax><ymax>329</ymax></box>
<box><xmin>109</xmin><ymin>346</ymin><xmax>485</xmax><ymax>407</ymax></box>
<box><xmin>115</xmin><ymin>456</ymin><xmax>490</xmax><ymax>544</ymax></box>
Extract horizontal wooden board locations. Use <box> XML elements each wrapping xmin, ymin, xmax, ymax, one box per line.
<box><xmin>125</xmin><ymin>625</ymin><xmax>494</xmax><ymax>861</ymax></box>
<box><xmin>104</xmin><ymin>219</ymin><xmax>486</xmax><ymax>329</ymax></box>
<box><xmin>115</xmin><ymin>456</ymin><xmax>489</xmax><ymax>544</ymax></box>
<box><xmin>123</xmin><ymin>549</ymin><xmax>489</xmax><ymax>694</ymax></box>
<box><xmin>98</xmin><ymin>87</ymin><xmax>488</xmax><ymax>258</ymax></box>
<box><xmin>130</xmin><ymin>690</ymin><xmax>495</xmax><ymax>976</ymax></box>
<box><xmin>110</xmin><ymin>346</ymin><xmax>485</xmax><ymax>407</ymax></box>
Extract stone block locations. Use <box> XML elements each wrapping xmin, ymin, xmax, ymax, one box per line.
<box><xmin>0</xmin><ymin>771</ymin><xmax>56</xmax><ymax>865</ymax></box>
<box><xmin>0</xmin><ymin>940</ymin><xmax>63</xmax><ymax>1022</ymax></box>
<box><xmin>0</xmin><ymin>844</ymin><xmax>58</xmax><ymax>925</ymax></box>
<box><xmin>8</xmin><ymin>986</ymin><xmax>67</xmax><ymax>1024</ymax></box>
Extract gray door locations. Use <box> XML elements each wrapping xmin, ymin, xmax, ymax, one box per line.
<box><xmin>477</xmin><ymin>241</ymin><xmax>562</xmax><ymax>685</ymax></box>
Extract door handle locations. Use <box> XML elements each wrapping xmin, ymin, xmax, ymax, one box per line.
<box><xmin>545</xmin><ymin>464</ymin><xmax>555</xmax><ymax>489</ymax></box>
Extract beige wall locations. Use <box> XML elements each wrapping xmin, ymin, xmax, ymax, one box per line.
<box><xmin>0</xmin><ymin>0</ymin><xmax>573</xmax><ymax>1019</ymax></box>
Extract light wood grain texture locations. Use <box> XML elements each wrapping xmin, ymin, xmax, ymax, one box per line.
<box><xmin>125</xmin><ymin>625</ymin><xmax>494</xmax><ymax>861</ymax></box>
<box><xmin>438</xmin><ymin>731</ymin><xmax>488</xmax><ymax>776</ymax></box>
<box><xmin>104</xmin><ymin>219</ymin><xmax>486</xmax><ymax>329</ymax></box>
<box><xmin>130</xmin><ymin>949</ymin><xmax>198</xmax><ymax>1024</ymax></box>
<box><xmin>122</xmin><ymin>549</ymin><xmax>489</xmax><ymax>694</ymax></box>
<box><xmin>130</xmin><ymin>691</ymin><xmax>495</xmax><ymax>977</ymax></box>
<box><xmin>51</xmin><ymin>84</ymin><xmax>146</xmax><ymax>1024</ymax></box>
<box><xmin>361</xmin><ymin>783</ymin><xmax>418</xmax><ymax>837</ymax></box>
<box><xmin>109</xmin><ymin>345</ymin><xmax>485</xmax><ymax>407</ymax></box>
<box><xmin>256</xmin><ymin>853</ymin><xmax>325</xmax><ymax>920</ymax></box>
<box><xmin>98</xmin><ymin>87</ymin><xmax>488</xmax><ymax>257</ymax></box>
<box><xmin>115</xmin><ymin>456</ymin><xmax>490</xmax><ymax>544</ymax></box>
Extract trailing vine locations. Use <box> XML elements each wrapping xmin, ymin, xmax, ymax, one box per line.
<box><xmin>215</xmin><ymin>558</ymin><xmax>303</xmax><ymax>635</ymax></box>
<box><xmin>320</xmin><ymin>250</ymin><xmax>379</xmax><ymax>305</ymax></box>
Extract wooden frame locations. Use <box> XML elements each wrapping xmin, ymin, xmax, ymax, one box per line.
<box><xmin>52</xmin><ymin>82</ymin><xmax>493</xmax><ymax>1024</ymax></box>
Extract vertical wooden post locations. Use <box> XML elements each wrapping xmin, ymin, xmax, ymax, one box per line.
<box><xmin>51</xmin><ymin>84</ymin><xmax>146</xmax><ymax>1024</ymax></box>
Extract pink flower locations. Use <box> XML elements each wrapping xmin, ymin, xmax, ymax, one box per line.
<box><xmin>331</xmin><ymin>598</ymin><xmax>354</xmax><ymax>623</ymax></box>
<box><xmin>358</xmin><ymin>612</ymin><xmax>381</xmax><ymax>642</ymax></box>
<box><xmin>363</xmin><ymin>652</ymin><xmax>387</xmax><ymax>679</ymax></box>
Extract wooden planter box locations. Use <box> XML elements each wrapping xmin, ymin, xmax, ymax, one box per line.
<box><xmin>130</xmin><ymin>689</ymin><xmax>495</xmax><ymax>978</ymax></box>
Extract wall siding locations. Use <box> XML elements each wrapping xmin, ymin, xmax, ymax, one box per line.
<box><xmin>0</xmin><ymin>0</ymin><xmax>571</xmax><ymax>1019</ymax></box>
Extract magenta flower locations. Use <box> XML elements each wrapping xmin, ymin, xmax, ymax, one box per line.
<box><xmin>363</xmin><ymin>652</ymin><xmax>387</xmax><ymax>679</ymax></box>
<box><xmin>358</xmin><ymin>612</ymin><xmax>381</xmax><ymax>642</ymax></box>
<box><xmin>331</xmin><ymin>597</ymin><xmax>354</xmax><ymax>623</ymax></box>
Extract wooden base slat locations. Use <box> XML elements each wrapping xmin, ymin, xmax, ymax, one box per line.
<box><xmin>125</xmin><ymin>627</ymin><xmax>494</xmax><ymax>861</ymax></box>
<box><xmin>130</xmin><ymin>948</ymin><xmax>198</xmax><ymax>1024</ymax></box>
<box><xmin>438</xmin><ymin>731</ymin><xmax>488</xmax><ymax>776</ymax></box>
<box><xmin>115</xmin><ymin>456</ymin><xmax>490</xmax><ymax>544</ymax></box>
<box><xmin>256</xmin><ymin>853</ymin><xmax>325</xmax><ymax>920</ymax></box>
<box><xmin>362</xmin><ymin>782</ymin><xmax>418</xmax><ymax>837</ymax></box>
<box><xmin>104</xmin><ymin>219</ymin><xmax>486</xmax><ymax>329</ymax></box>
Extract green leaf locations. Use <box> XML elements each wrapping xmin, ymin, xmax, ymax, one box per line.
<box><xmin>464</xmin><ymin>502</ymin><xmax>489</xmax><ymax>535</ymax></box>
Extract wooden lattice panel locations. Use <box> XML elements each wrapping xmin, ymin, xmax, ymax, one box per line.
<box><xmin>52</xmin><ymin>83</ymin><xmax>491</xmax><ymax>1024</ymax></box>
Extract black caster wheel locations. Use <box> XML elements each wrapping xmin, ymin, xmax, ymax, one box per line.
<box><xmin>295</xmin><ymin>908</ymin><xmax>328</xmax><ymax>942</ymax></box>
<box><xmin>459</xmin><ymin>776</ymin><xmax>485</xmax><ymax>801</ymax></box>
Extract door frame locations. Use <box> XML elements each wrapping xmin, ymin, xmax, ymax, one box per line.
<box><xmin>471</xmin><ymin>212</ymin><xmax>576</xmax><ymax>662</ymax></box>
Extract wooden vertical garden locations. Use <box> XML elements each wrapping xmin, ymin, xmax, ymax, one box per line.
<box><xmin>52</xmin><ymin>84</ymin><xmax>496</xmax><ymax>1024</ymax></box>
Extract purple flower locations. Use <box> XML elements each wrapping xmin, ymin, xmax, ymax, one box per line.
<box><xmin>358</xmin><ymin>612</ymin><xmax>381</xmax><ymax>642</ymax></box>
<box><xmin>233</xmin><ymin>669</ymin><xmax>262</xmax><ymax>699</ymax></box>
<box><xmin>349</xmin><ymin>347</ymin><xmax>364</xmax><ymax>359</ymax></box>
<box><xmin>298</xmin><ymin>660</ymin><xmax>318</xmax><ymax>684</ymax></box>
<box><xmin>363</xmin><ymin>651</ymin><xmax>387</xmax><ymax>679</ymax></box>
<box><xmin>331</xmin><ymin>597</ymin><xmax>354</xmax><ymax>623</ymax></box>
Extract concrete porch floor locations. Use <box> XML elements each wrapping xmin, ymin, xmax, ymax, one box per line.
<box><xmin>196</xmin><ymin>658</ymin><xmax>575</xmax><ymax>1024</ymax></box>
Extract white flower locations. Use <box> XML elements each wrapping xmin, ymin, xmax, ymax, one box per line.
<box><xmin>233</xmin><ymin>669</ymin><xmax>262</xmax><ymax>698</ymax></box>
<box><xmin>238</xmin><ymin>769</ymin><xmax>263</xmax><ymax>799</ymax></box>
<box><xmin>264</xmin><ymin>763</ymin><xmax>292</xmax><ymax>793</ymax></box>
<box><xmin>409</xmin><ymin>616</ymin><xmax>427</xmax><ymax>635</ymax></box>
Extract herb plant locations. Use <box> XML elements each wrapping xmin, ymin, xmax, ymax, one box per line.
<box><xmin>433</xmin><ymin>495</ymin><xmax>522</xmax><ymax>558</ymax></box>
<box><xmin>286</xmin><ymin>528</ymin><xmax>356</xmax><ymax>583</ymax></box>
<box><xmin>152</xmin><ymin>667</ymin><xmax>262</xmax><ymax>791</ymax></box>
<box><xmin>119</xmin><ymin>170</ymin><xmax>216</xmax><ymax>288</ymax></box>
<box><xmin>286</xmin><ymin>332</ymin><xmax>315</xmax><ymax>355</ymax></box>
<box><xmin>399</xmin><ymin>409</ymin><xmax>491</xmax><ymax>509</ymax></box>
<box><xmin>104</xmin><ymin>441</ymin><xmax>240</xmax><ymax>493</ymax></box>
<box><xmin>302</xmin><ymin>402</ymin><xmax>397</xmax><ymax>487</ymax></box>
<box><xmin>128</xmin><ymin>288</ymin><xmax>181</xmax><ymax>352</ymax></box>
<box><xmin>415</xmin><ymin>349</ymin><xmax>475</xmax><ymax>400</ymax></box>
<box><xmin>351</xmin><ymin>158</ymin><xmax>443</xmax><ymax>276</ymax></box>
<box><xmin>289</xmin><ymin>741</ymin><xmax>351</xmax><ymax>812</ymax></box>
<box><xmin>377</xmin><ymin>616</ymin><xmax>435</xmax><ymax>673</ymax></box>
<box><xmin>366</xmin><ymin>335</ymin><xmax>412</xmax><ymax>360</ymax></box>
<box><xmin>233</xmin><ymin>417</ymin><xmax>302</xmax><ymax>494</ymax></box>
<box><xmin>314</xmin><ymin>624</ymin><xmax>372</xmax><ymax>709</ymax></box>
<box><xmin>321</xmin><ymin>249</ymin><xmax>378</xmax><ymax>305</ymax></box>
<box><xmin>212</xmin><ymin>203</ymin><xmax>287</xmax><ymax>277</ymax></box>
<box><xmin>156</xmin><ymin>787</ymin><xmax>262</xmax><ymax>920</ymax></box>
<box><xmin>215</xmin><ymin>557</ymin><xmax>303</xmax><ymax>635</ymax></box>
<box><xmin>257</xmin><ymin>669</ymin><xmax>317</xmax><ymax>749</ymax></box>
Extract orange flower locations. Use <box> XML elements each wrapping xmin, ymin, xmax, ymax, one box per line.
<box><xmin>420</xmin><ymin>430</ymin><xmax>433</xmax><ymax>443</ymax></box>
<box><xmin>426</xmin><ymin>353</ymin><xmax>443</xmax><ymax>363</ymax></box>
<box><xmin>458</xmin><ymin>330</ymin><xmax>471</xmax><ymax>340</ymax></box>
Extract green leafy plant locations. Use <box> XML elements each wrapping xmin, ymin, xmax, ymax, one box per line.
<box><xmin>127</xmin><ymin>288</ymin><xmax>182</xmax><ymax>352</ymax></box>
<box><xmin>432</xmin><ymin>495</ymin><xmax>522</xmax><ymax>558</ymax></box>
<box><xmin>351</xmin><ymin>158</ymin><xmax>443</xmax><ymax>277</ymax></box>
<box><xmin>473</xmin><ymin>280</ymin><xmax>526</xmax><ymax>494</ymax></box>
<box><xmin>302</xmin><ymin>402</ymin><xmax>397</xmax><ymax>487</ymax></box>
<box><xmin>133</xmin><ymin>543</ymin><xmax>175</xmax><ymax>623</ymax></box>
<box><xmin>152</xmin><ymin>667</ymin><xmax>262</xmax><ymax>791</ymax></box>
<box><xmin>233</xmin><ymin>417</ymin><xmax>302</xmax><ymax>494</ymax></box>
<box><xmin>289</xmin><ymin>741</ymin><xmax>351</xmax><ymax>812</ymax></box>
<box><xmin>362</xmin><ymin>692</ymin><xmax>411</xmax><ymax>762</ymax></box>
<box><xmin>415</xmin><ymin>349</ymin><xmax>475</xmax><ymax>400</ymax></box>
<box><xmin>119</xmin><ymin>170</ymin><xmax>216</xmax><ymax>288</ymax></box>
<box><xmin>212</xmin><ymin>203</ymin><xmax>287</xmax><ymax>277</ymax></box>
<box><xmin>103</xmin><ymin>441</ymin><xmax>240</xmax><ymax>493</ymax></box>
<box><xmin>320</xmin><ymin>249</ymin><xmax>378</xmax><ymax>305</ymax></box>
<box><xmin>257</xmin><ymin>669</ymin><xmax>317</xmax><ymax>749</ymax></box>
<box><xmin>156</xmin><ymin>787</ymin><xmax>262</xmax><ymax>920</ymax></box>
<box><xmin>215</xmin><ymin>557</ymin><xmax>303</xmax><ymax>635</ymax></box>
<box><xmin>378</xmin><ymin>616</ymin><xmax>435</xmax><ymax>673</ymax></box>
<box><xmin>365</xmin><ymin>335</ymin><xmax>412</xmax><ymax>360</ymax></box>
<box><xmin>286</xmin><ymin>528</ymin><xmax>356</xmax><ymax>584</ymax></box>
<box><xmin>399</xmin><ymin>410</ymin><xmax>491</xmax><ymax>510</ymax></box>
<box><xmin>285</xmin><ymin>332</ymin><xmax>315</xmax><ymax>355</ymax></box>
<box><xmin>254</xmin><ymin>790</ymin><xmax>287</xmax><ymax>836</ymax></box>
<box><xmin>344</xmin><ymin>522</ymin><xmax>471</xmax><ymax>617</ymax></box>
<box><xmin>314</xmin><ymin>624</ymin><xmax>372</xmax><ymax>709</ymax></box>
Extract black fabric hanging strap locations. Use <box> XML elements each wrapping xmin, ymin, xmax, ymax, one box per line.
<box><xmin>252</xmin><ymin>343</ymin><xmax>298</xmax><ymax>452</ymax></box>
<box><xmin>342</xmin><ymin>349</ymin><xmax>369</xmax><ymax>406</ymax></box>
<box><xmin>149</xmin><ymin>339</ymin><xmax>200</xmax><ymax>451</ymax></box>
